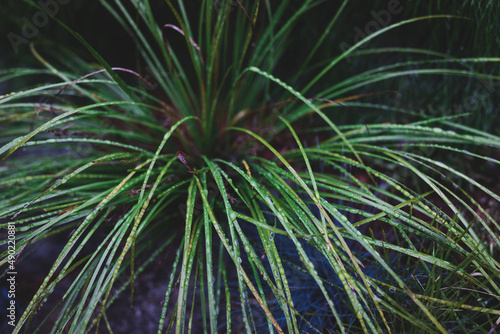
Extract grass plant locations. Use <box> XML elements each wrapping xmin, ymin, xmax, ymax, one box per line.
<box><xmin>1</xmin><ymin>1</ymin><xmax>500</xmax><ymax>333</ymax></box>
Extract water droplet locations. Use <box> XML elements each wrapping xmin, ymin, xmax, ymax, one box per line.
<box><xmin>237</xmin><ymin>257</ymin><xmax>242</xmax><ymax>264</ymax></box>
<box><xmin>433</xmin><ymin>127</ymin><xmax>443</xmax><ymax>133</ymax></box>
<box><xmin>234</xmin><ymin>240</ymin><xmax>238</xmax><ymax>247</ymax></box>
<box><xmin>266</xmin><ymin>196</ymin><xmax>273</xmax><ymax>205</ymax></box>
<box><xmin>435</xmin><ymin>161</ymin><xmax>446</xmax><ymax>168</ymax></box>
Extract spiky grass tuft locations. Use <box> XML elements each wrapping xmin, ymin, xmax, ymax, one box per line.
<box><xmin>1</xmin><ymin>1</ymin><xmax>499</xmax><ymax>333</ymax></box>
